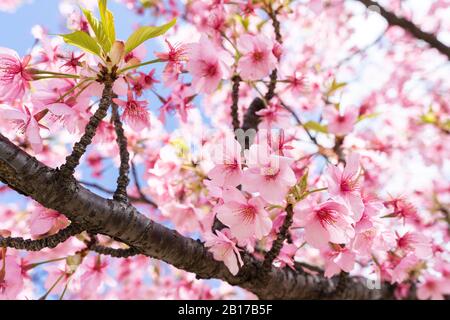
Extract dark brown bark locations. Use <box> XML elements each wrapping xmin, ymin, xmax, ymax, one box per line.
<box><xmin>111</xmin><ymin>103</ymin><xmax>130</xmax><ymax>203</ymax></box>
<box><xmin>0</xmin><ymin>132</ymin><xmax>395</xmax><ymax>299</ymax></box>
<box><xmin>355</xmin><ymin>0</ymin><xmax>450</xmax><ymax>60</ymax></box>
<box><xmin>262</xmin><ymin>204</ymin><xmax>294</xmax><ymax>271</ymax></box>
<box><xmin>231</xmin><ymin>75</ymin><xmax>241</xmax><ymax>132</ymax></box>
<box><xmin>0</xmin><ymin>224</ymin><xmax>83</xmax><ymax>251</ymax></box>
<box><xmin>59</xmin><ymin>79</ymin><xmax>114</xmax><ymax>177</ymax></box>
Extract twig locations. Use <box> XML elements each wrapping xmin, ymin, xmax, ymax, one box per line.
<box><xmin>111</xmin><ymin>103</ymin><xmax>130</xmax><ymax>203</ymax></box>
<box><xmin>355</xmin><ymin>0</ymin><xmax>450</xmax><ymax>60</ymax></box>
<box><xmin>59</xmin><ymin>77</ymin><xmax>114</xmax><ymax>177</ymax></box>
<box><xmin>262</xmin><ymin>204</ymin><xmax>294</xmax><ymax>271</ymax></box>
<box><xmin>131</xmin><ymin>161</ymin><xmax>158</xmax><ymax>208</ymax></box>
<box><xmin>0</xmin><ymin>224</ymin><xmax>83</xmax><ymax>251</ymax></box>
<box><xmin>231</xmin><ymin>75</ymin><xmax>241</xmax><ymax>132</ymax></box>
<box><xmin>79</xmin><ymin>180</ymin><xmax>157</xmax><ymax>207</ymax></box>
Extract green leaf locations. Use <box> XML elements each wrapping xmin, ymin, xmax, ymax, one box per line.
<box><xmin>98</xmin><ymin>0</ymin><xmax>107</xmax><ymax>21</ymax></box>
<box><xmin>98</xmin><ymin>0</ymin><xmax>115</xmax><ymax>44</ymax></box>
<box><xmin>303</xmin><ymin>121</ymin><xmax>328</xmax><ymax>134</ymax></box>
<box><xmin>81</xmin><ymin>8</ymin><xmax>111</xmax><ymax>53</ymax></box>
<box><xmin>61</xmin><ymin>31</ymin><xmax>101</xmax><ymax>56</ymax></box>
<box><xmin>104</xmin><ymin>9</ymin><xmax>116</xmax><ymax>44</ymax></box>
<box><xmin>125</xmin><ymin>18</ymin><xmax>177</xmax><ymax>54</ymax></box>
<box><xmin>298</xmin><ymin>170</ymin><xmax>309</xmax><ymax>195</ymax></box>
<box><xmin>358</xmin><ymin>112</ymin><xmax>381</xmax><ymax>123</ymax></box>
<box><xmin>420</xmin><ymin>110</ymin><xmax>437</xmax><ymax>124</ymax></box>
<box><xmin>327</xmin><ymin>79</ymin><xmax>347</xmax><ymax>96</ymax></box>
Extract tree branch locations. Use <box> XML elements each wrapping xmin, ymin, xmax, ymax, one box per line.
<box><xmin>111</xmin><ymin>103</ymin><xmax>130</xmax><ymax>203</ymax></box>
<box><xmin>231</xmin><ymin>75</ymin><xmax>241</xmax><ymax>132</ymax></box>
<box><xmin>0</xmin><ymin>224</ymin><xmax>83</xmax><ymax>251</ymax></box>
<box><xmin>59</xmin><ymin>78</ymin><xmax>114</xmax><ymax>177</ymax></box>
<box><xmin>263</xmin><ymin>204</ymin><xmax>294</xmax><ymax>271</ymax></box>
<box><xmin>0</xmin><ymin>132</ymin><xmax>396</xmax><ymax>299</ymax></box>
<box><xmin>355</xmin><ymin>0</ymin><xmax>450</xmax><ymax>60</ymax></box>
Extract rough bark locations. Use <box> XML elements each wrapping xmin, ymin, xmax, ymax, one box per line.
<box><xmin>0</xmin><ymin>132</ymin><xmax>395</xmax><ymax>299</ymax></box>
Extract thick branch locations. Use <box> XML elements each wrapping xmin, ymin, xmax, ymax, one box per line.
<box><xmin>0</xmin><ymin>133</ymin><xmax>394</xmax><ymax>299</ymax></box>
<box><xmin>355</xmin><ymin>0</ymin><xmax>450</xmax><ymax>60</ymax></box>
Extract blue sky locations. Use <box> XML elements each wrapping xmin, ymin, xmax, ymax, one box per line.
<box><xmin>0</xmin><ymin>0</ymin><xmax>160</xmax><ymax>55</ymax></box>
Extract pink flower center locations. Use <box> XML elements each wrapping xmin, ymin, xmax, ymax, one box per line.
<box><xmin>425</xmin><ymin>280</ymin><xmax>436</xmax><ymax>290</ymax></box>
<box><xmin>238</xmin><ymin>205</ymin><xmax>257</xmax><ymax>224</ymax></box>
<box><xmin>337</xmin><ymin>115</ymin><xmax>347</xmax><ymax>123</ymax></box>
<box><xmin>203</xmin><ymin>62</ymin><xmax>218</xmax><ymax>77</ymax></box>
<box><xmin>225</xmin><ymin>160</ymin><xmax>239</xmax><ymax>172</ymax></box>
<box><xmin>252</xmin><ymin>50</ymin><xmax>264</xmax><ymax>62</ymax></box>
<box><xmin>0</xmin><ymin>58</ymin><xmax>22</xmax><ymax>81</ymax></box>
<box><xmin>340</xmin><ymin>177</ymin><xmax>358</xmax><ymax>192</ymax></box>
<box><xmin>316</xmin><ymin>208</ymin><xmax>337</xmax><ymax>226</ymax></box>
<box><xmin>261</xmin><ymin>166</ymin><xmax>279</xmax><ymax>177</ymax></box>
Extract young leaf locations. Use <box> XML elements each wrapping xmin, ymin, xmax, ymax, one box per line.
<box><xmin>98</xmin><ymin>0</ymin><xmax>107</xmax><ymax>21</ymax></box>
<box><xmin>104</xmin><ymin>9</ymin><xmax>116</xmax><ymax>44</ymax></box>
<box><xmin>303</xmin><ymin>121</ymin><xmax>328</xmax><ymax>134</ymax></box>
<box><xmin>327</xmin><ymin>79</ymin><xmax>347</xmax><ymax>96</ymax></box>
<box><xmin>98</xmin><ymin>0</ymin><xmax>115</xmax><ymax>44</ymax></box>
<box><xmin>357</xmin><ymin>112</ymin><xmax>381</xmax><ymax>123</ymax></box>
<box><xmin>61</xmin><ymin>31</ymin><xmax>101</xmax><ymax>56</ymax></box>
<box><xmin>81</xmin><ymin>8</ymin><xmax>111</xmax><ymax>53</ymax></box>
<box><xmin>125</xmin><ymin>19</ymin><xmax>177</xmax><ymax>54</ymax></box>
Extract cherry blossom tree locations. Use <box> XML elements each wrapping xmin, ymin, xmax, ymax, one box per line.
<box><xmin>0</xmin><ymin>0</ymin><xmax>449</xmax><ymax>300</ymax></box>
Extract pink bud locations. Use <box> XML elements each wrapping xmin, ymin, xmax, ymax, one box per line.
<box><xmin>110</xmin><ymin>41</ymin><xmax>125</xmax><ymax>66</ymax></box>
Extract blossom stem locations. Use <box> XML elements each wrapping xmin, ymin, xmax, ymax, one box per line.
<box><xmin>39</xmin><ymin>274</ymin><xmax>64</xmax><ymax>300</ymax></box>
<box><xmin>117</xmin><ymin>59</ymin><xmax>162</xmax><ymax>74</ymax></box>
<box><xmin>25</xmin><ymin>257</ymin><xmax>67</xmax><ymax>270</ymax></box>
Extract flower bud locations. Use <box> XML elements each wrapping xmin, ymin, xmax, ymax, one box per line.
<box><xmin>109</xmin><ymin>41</ymin><xmax>125</xmax><ymax>66</ymax></box>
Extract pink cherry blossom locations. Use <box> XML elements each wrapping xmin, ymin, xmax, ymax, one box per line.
<box><xmin>242</xmin><ymin>143</ymin><xmax>297</xmax><ymax>204</ymax></box>
<box><xmin>0</xmin><ymin>47</ymin><xmax>33</xmax><ymax>102</ymax></box>
<box><xmin>155</xmin><ymin>39</ymin><xmax>187</xmax><ymax>83</ymax></box>
<box><xmin>237</xmin><ymin>34</ymin><xmax>277</xmax><ymax>81</ymax></box>
<box><xmin>0</xmin><ymin>105</ymin><xmax>43</xmax><ymax>153</ymax></box>
<box><xmin>205</xmin><ymin>229</ymin><xmax>243</xmax><ymax>276</ymax></box>
<box><xmin>274</xmin><ymin>243</ymin><xmax>298</xmax><ymax>269</ymax></box>
<box><xmin>323</xmin><ymin>246</ymin><xmax>356</xmax><ymax>278</ymax></box>
<box><xmin>396</xmin><ymin>231</ymin><xmax>433</xmax><ymax>259</ymax></box>
<box><xmin>417</xmin><ymin>275</ymin><xmax>450</xmax><ymax>300</ymax></box>
<box><xmin>324</xmin><ymin>106</ymin><xmax>359</xmax><ymax>136</ymax></box>
<box><xmin>294</xmin><ymin>200</ymin><xmax>355</xmax><ymax>248</ymax></box>
<box><xmin>28</xmin><ymin>206</ymin><xmax>68</xmax><ymax>237</ymax></box>
<box><xmin>216</xmin><ymin>190</ymin><xmax>272</xmax><ymax>242</ymax></box>
<box><xmin>390</xmin><ymin>254</ymin><xmax>421</xmax><ymax>284</ymax></box>
<box><xmin>186</xmin><ymin>35</ymin><xmax>232</xmax><ymax>94</ymax></box>
<box><xmin>326</xmin><ymin>153</ymin><xmax>364</xmax><ymax>221</ymax></box>
<box><xmin>0</xmin><ymin>255</ymin><xmax>24</xmax><ymax>300</ymax></box>
<box><xmin>256</xmin><ymin>102</ymin><xmax>291</xmax><ymax>129</ymax></box>
<box><xmin>113</xmin><ymin>90</ymin><xmax>150</xmax><ymax>131</ymax></box>
<box><xmin>208</xmin><ymin>136</ymin><xmax>243</xmax><ymax>187</ymax></box>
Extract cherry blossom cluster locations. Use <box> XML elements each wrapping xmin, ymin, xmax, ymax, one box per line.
<box><xmin>0</xmin><ymin>0</ymin><xmax>449</xmax><ymax>300</ymax></box>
